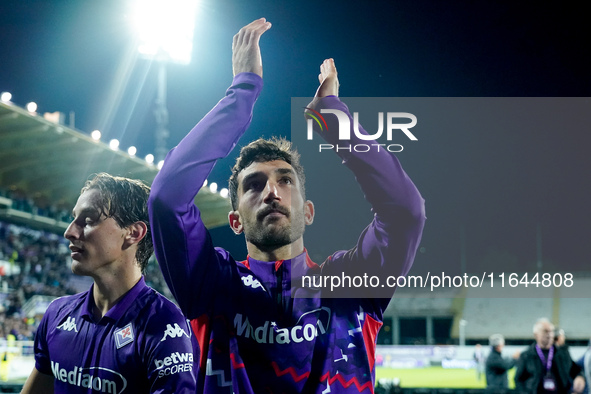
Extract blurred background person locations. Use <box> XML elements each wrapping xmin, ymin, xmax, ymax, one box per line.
<box><xmin>576</xmin><ymin>339</ymin><xmax>591</xmax><ymax>394</ymax></box>
<box><xmin>515</xmin><ymin>318</ymin><xmax>584</xmax><ymax>394</ymax></box>
<box><xmin>485</xmin><ymin>333</ymin><xmax>520</xmax><ymax>390</ymax></box>
<box><xmin>474</xmin><ymin>343</ymin><xmax>485</xmax><ymax>381</ymax></box>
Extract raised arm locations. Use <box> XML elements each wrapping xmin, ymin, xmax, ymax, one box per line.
<box><xmin>148</xmin><ymin>19</ymin><xmax>271</xmax><ymax>318</ymax></box>
<box><xmin>307</xmin><ymin>59</ymin><xmax>426</xmax><ymax>306</ymax></box>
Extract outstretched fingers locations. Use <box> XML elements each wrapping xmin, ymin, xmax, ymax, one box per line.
<box><xmin>233</xmin><ymin>18</ymin><xmax>271</xmax><ymax>49</ymax></box>
<box><xmin>232</xmin><ymin>18</ymin><xmax>272</xmax><ymax>77</ymax></box>
<box><xmin>320</xmin><ymin>58</ymin><xmax>337</xmax><ymax>82</ymax></box>
<box><xmin>315</xmin><ymin>58</ymin><xmax>339</xmax><ymax>98</ymax></box>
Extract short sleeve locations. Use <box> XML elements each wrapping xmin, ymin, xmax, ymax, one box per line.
<box><xmin>144</xmin><ymin>298</ymin><xmax>198</xmax><ymax>393</ymax></box>
<box><xmin>33</xmin><ymin>308</ymin><xmax>52</xmax><ymax>375</ymax></box>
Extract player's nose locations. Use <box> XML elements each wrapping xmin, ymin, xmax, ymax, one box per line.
<box><xmin>64</xmin><ymin>221</ymin><xmax>81</xmax><ymax>240</ymax></box>
<box><xmin>263</xmin><ymin>180</ymin><xmax>281</xmax><ymax>203</ymax></box>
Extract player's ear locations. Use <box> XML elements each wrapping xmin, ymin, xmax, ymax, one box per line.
<box><xmin>304</xmin><ymin>200</ymin><xmax>314</xmax><ymax>225</ymax></box>
<box><xmin>229</xmin><ymin>211</ymin><xmax>244</xmax><ymax>234</ymax></box>
<box><xmin>124</xmin><ymin>221</ymin><xmax>147</xmax><ymax>248</ymax></box>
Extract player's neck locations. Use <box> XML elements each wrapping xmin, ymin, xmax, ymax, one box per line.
<box><xmin>91</xmin><ymin>266</ymin><xmax>142</xmax><ymax>320</ymax></box>
<box><xmin>247</xmin><ymin>238</ymin><xmax>304</xmax><ymax>262</ymax></box>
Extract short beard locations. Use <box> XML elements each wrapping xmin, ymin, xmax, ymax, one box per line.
<box><xmin>245</xmin><ymin>203</ymin><xmax>306</xmax><ymax>250</ymax></box>
<box><xmin>247</xmin><ymin>226</ymin><xmax>295</xmax><ymax>249</ymax></box>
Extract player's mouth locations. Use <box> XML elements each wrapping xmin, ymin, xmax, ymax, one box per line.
<box><xmin>69</xmin><ymin>245</ymin><xmax>84</xmax><ymax>260</ymax></box>
<box><xmin>266</xmin><ymin>210</ymin><xmax>286</xmax><ymax>218</ymax></box>
<box><xmin>258</xmin><ymin>206</ymin><xmax>289</xmax><ymax>221</ymax></box>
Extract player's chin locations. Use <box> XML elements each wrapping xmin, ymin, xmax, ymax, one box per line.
<box><xmin>264</xmin><ymin>221</ymin><xmax>291</xmax><ymax>233</ymax></box>
<box><xmin>70</xmin><ymin>260</ymin><xmax>90</xmax><ymax>276</ymax></box>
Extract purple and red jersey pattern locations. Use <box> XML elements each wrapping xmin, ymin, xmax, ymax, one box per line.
<box><xmin>148</xmin><ymin>73</ymin><xmax>426</xmax><ymax>393</ymax></box>
<box><xmin>34</xmin><ymin>277</ymin><xmax>197</xmax><ymax>393</ymax></box>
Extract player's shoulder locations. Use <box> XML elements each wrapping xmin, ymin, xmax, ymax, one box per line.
<box><xmin>46</xmin><ymin>290</ymin><xmax>87</xmax><ymax>315</ymax></box>
<box><xmin>38</xmin><ymin>291</ymin><xmax>88</xmax><ymax>330</ymax></box>
<box><xmin>138</xmin><ymin>286</ymin><xmax>187</xmax><ymax>323</ymax></box>
<box><xmin>214</xmin><ymin>246</ymin><xmax>234</xmax><ymax>263</ymax></box>
<box><xmin>133</xmin><ymin>287</ymin><xmax>193</xmax><ymax>344</ymax></box>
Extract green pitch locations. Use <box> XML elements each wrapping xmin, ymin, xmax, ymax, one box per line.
<box><xmin>376</xmin><ymin>367</ymin><xmax>516</xmax><ymax>389</ymax></box>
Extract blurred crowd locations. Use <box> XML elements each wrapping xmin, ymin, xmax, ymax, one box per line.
<box><xmin>0</xmin><ymin>187</ymin><xmax>72</xmax><ymax>224</ymax></box>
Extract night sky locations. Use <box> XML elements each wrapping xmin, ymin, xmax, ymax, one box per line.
<box><xmin>1</xmin><ymin>1</ymin><xmax>589</xmax><ymax>277</ymax></box>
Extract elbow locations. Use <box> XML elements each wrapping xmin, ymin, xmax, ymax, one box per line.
<box><xmin>401</xmin><ymin>194</ymin><xmax>426</xmax><ymax>231</ymax></box>
<box><xmin>410</xmin><ymin>195</ymin><xmax>427</xmax><ymax>226</ymax></box>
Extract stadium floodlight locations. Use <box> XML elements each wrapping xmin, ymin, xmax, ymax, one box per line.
<box><xmin>220</xmin><ymin>188</ymin><xmax>229</xmax><ymax>198</ymax></box>
<box><xmin>26</xmin><ymin>102</ymin><xmax>37</xmax><ymax>113</ymax></box>
<box><xmin>157</xmin><ymin>160</ymin><xmax>165</xmax><ymax>170</ymax></box>
<box><xmin>127</xmin><ymin>146</ymin><xmax>137</xmax><ymax>156</ymax></box>
<box><xmin>131</xmin><ymin>0</ymin><xmax>199</xmax><ymax>65</ymax></box>
<box><xmin>203</xmin><ymin>179</ymin><xmax>208</xmax><ymax>187</ymax></box>
<box><xmin>109</xmin><ymin>139</ymin><xmax>120</xmax><ymax>151</ymax></box>
<box><xmin>1</xmin><ymin>92</ymin><xmax>12</xmax><ymax>102</ymax></box>
<box><xmin>209</xmin><ymin>182</ymin><xmax>218</xmax><ymax>193</ymax></box>
<box><xmin>91</xmin><ymin>130</ymin><xmax>102</xmax><ymax>141</ymax></box>
<box><xmin>459</xmin><ymin>319</ymin><xmax>467</xmax><ymax>346</ymax></box>
<box><xmin>131</xmin><ymin>0</ymin><xmax>199</xmax><ymax>163</ymax></box>
<box><xmin>145</xmin><ymin>154</ymin><xmax>155</xmax><ymax>164</ymax></box>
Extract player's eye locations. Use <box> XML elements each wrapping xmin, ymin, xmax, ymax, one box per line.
<box><xmin>83</xmin><ymin>213</ymin><xmax>100</xmax><ymax>225</ymax></box>
<box><xmin>247</xmin><ymin>181</ymin><xmax>262</xmax><ymax>191</ymax></box>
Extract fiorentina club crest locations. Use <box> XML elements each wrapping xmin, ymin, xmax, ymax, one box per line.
<box><xmin>115</xmin><ymin>323</ymin><xmax>134</xmax><ymax>349</ymax></box>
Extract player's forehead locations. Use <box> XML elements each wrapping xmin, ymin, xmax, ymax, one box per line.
<box><xmin>238</xmin><ymin>160</ymin><xmax>296</xmax><ymax>182</ymax></box>
<box><xmin>72</xmin><ymin>189</ymin><xmax>102</xmax><ymax>216</ymax></box>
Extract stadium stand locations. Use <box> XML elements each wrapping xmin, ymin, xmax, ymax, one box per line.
<box><xmin>0</xmin><ymin>100</ymin><xmax>232</xmax><ymax>229</ymax></box>
<box><xmin>461</xmin><ymin>297</ymin><xmax>553</xmax><ymax>340</ymax></box>
<box><xmin>557</xmin><ymin>296</ymin><xmax>591</xmax><ymax>339</ymax></box>
<box><xmin>0</xmin><ymin>99</ymin><xmax>232</xmax><ymax>388</ymax></box>
<box><xmin>2</xmin><ymin>86</ymin><xmax>590</xmax><ymax>393</ymax></box>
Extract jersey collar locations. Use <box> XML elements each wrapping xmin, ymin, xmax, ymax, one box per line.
<box><xmin>82</xmin><ymin>276</ymin><xmax>148</xmax><ymax>322</ymax></box>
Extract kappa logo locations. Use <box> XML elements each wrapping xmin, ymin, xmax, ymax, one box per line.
<box><xmin>57</xmin><ymin>316</ymin><xmax>78</xmax><ymax>332</ymax></box>
<box><xmin>241</xmin><ymin>275</ymin><xmax>266</xmax><ymax>292</ymax></box>
<box><xmin>114</xmin><ymin>323</ymin><xmax>134</xmax><ymax>349</ymax></box>
<box><xmin>161</xmin><ymin>323</ymin><xmax>190</xmax><ymax>342</ymax></box>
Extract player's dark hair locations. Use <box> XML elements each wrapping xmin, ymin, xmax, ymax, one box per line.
<box><xmin>229</xmin><ymin>137</ymin><xmax>306</xmax><ymax>210</ymax></box>
<box><xmin>81</xmin><ymin>173</ymin><xmax>153</xmax><ymax>272</ymax></box>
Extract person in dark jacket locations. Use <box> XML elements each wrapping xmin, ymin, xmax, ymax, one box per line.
<box><xmin>514</xmin><ymin>318</ymin><xmax>585</xmax><ymax>393</ymax></box>
<box><xmin>575</xmin><ymin>340</ymin><xmax>591</xmax><ymax>394</ymax></box>
<box><xmin>486</xmin><ymin>333</ymin><xmax>519</xmax><ymax>390</ymax></box>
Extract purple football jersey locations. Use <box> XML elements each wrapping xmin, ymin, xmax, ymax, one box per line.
<box><xmin>148</xmin><ymin>73</ymin><xmax>426</xmax><ymax>393</ymax></box>
<box><xmin>34</xmin><ymin>277</ymin><xmax>197</xmax><ymax>393</ymax></box>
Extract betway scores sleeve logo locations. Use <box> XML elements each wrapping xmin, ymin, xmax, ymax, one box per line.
<box><xmin>154</xmin><ymin>352</ymin><xmax>194</xmax><ymax>379</ymax></box>
<box><xmin>305</xmin><ymin>107</ymin><xmax>417</xmax><ymax>152</ymax></box>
